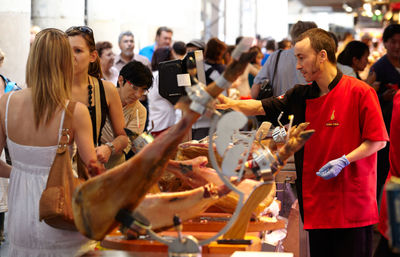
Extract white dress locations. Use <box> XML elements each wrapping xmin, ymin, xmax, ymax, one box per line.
<box><xmin>5</xmin><ymin>93</ymin><xmax>92</xmax><ymax>257</ymax></box>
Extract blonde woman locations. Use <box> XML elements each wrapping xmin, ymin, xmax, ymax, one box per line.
<box><xmin>66</xmin><ymin>26</ymin><xmax>128</xmax><ymax>164</ymax></box>
<box><xmin>0</xmin><ymin>28</ymin><xmax>99</xmax><ymax>256</ymax></box>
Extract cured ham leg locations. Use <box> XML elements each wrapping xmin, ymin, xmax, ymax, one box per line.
<box><xmin>135</xmin><ymin>184</ymin><xmax>230</xmax><ymax>232</ymax></box>
<box><xmin>164</xmin><ymin>157</ymin><xmax>224</xmax><ymax>189</ymax></box>
<box><xmin>72</xmin><ymin>51</ymin><xmax>257</xmax><ymax>241</ymax></box>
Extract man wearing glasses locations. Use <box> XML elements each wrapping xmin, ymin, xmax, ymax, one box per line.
<box><xmin>101</xmin><ymin>61</ymin><xmax>153</xmax><ymax>169</ymax></box>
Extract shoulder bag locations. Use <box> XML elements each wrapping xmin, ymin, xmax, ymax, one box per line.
<box><xmin>39</xmin><ymin>101</ymin><xmax>89</xmax><ymax>231</ymax></box>
<box><xmin>256</xmin><ymin>50</ymin><xmax>282</xmax><ymax>100</ymax></box>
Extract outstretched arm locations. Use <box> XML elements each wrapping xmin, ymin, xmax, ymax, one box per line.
<box><xmin>216</xmin><ymin>94</ymin><xmax>265</xmax><ymax>116</ymax></box>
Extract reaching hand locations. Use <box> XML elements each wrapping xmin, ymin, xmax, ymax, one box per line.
<box><xmin>316</xmin><ymin>155</ymin><xmax>350</xmax><ymax>180</ymax></box>
<box><xmin>215</xmin><ymin>94</ymin><xmax>233</xmax><ymax>110</ymax></box>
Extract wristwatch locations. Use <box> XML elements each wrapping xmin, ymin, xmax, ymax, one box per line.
<box><xmin>105</xmin><ymin>142</ymin><xmax>115</xmax><ymax>155</ymax></box>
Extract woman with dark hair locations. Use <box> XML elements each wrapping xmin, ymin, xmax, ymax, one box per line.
<box><xmin>337</xmin><ymin>40</ymin><xmax>370</xmax><ymax>80</ymax></box>
<box><xmin>66</xmin><ymin>26</ymin><xmax>128</xmax><ymax>164</ymax></box>
<box><xmin>96</xmin><ymin>41</ymin><xmax>118</xmax><ymax>85</ymax></box>
<box><xmin>147</xmin><ymin>47</ymin><xmax>179</xmax><ymax>136</ymax></box>
<box><xmin>192</xmin><ymin>38</ymin><xmax>227</xmax><ymax>140</ymax></box>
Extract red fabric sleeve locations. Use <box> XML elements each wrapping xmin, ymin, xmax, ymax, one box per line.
<box><xmin>360</xmin><ymin>86</ymin><xmax>389</xmax><ymax>142</ymax></box>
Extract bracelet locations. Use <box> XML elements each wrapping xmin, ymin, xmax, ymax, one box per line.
<box><xmin>105</xmin><ymin>142</ymin><xmax>116</xmax><ymax>155</ymax></box>
<box><xmin>215</xmin><ymin>74</ymin><xmax>232</xmax><ymax>89</ymax></box>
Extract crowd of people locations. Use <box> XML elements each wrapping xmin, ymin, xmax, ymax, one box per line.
<box><xmin>0</xmin><ymin>20</ymin><xmax>398</xmax><ymax>257</ymax></box>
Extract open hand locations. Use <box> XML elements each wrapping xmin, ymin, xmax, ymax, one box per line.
<box><xmin>316</xmin><ymin>155</ymin><xmax>349</xmax><ymax>180</ymax></box>
<box><xmin>216</xmin><ymin>94</ymin><xmax>234</xmax><ymax>110</ymax></box>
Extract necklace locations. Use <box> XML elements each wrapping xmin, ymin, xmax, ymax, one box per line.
<box><xmin>88</xmin><ymin>84</ymin><xmax>93</xmax><ymax>106</ymax></box>
<box><xmin>88</xmin><ymin>77</ymin><xmax>93</xmax><ymax>107</ymax></box>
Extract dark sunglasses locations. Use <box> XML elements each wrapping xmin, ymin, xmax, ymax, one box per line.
<box><xmin>66</xmin><ymin>26</ymin><xmax>93</xmax><ymax>36</ymax></box>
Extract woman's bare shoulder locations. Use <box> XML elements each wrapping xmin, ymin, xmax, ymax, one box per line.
<box><xmin>102</xmin><ymin>80</ymin><xmax>119</xmax><ymax>103</ymax></box>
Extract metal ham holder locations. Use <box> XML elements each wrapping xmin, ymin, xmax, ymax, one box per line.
<box><xmin>115</xmin><ymin>38</ymin><xmax>290</xmax><ymax>256</ymax></box>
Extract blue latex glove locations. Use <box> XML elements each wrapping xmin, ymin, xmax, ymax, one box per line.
<box><xmin>316</xmin><ymin>155</ymin><xmax>350</xmax><ymax>180</ymax></box>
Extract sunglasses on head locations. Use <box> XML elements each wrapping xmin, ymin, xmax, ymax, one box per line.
<box><xmin>66</xmin><ymin>26</ymin><xmax>93</xmax><ymax>36</ymax></box>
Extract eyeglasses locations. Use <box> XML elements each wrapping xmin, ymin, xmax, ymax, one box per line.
<box><xmin>125</xmin><ymin>80</ymin><xmax>149</xmax><ymax>95</ymax></box>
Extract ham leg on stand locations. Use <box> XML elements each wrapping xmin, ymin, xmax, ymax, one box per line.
<box><xmin>72</xmin><ymin>51</ymin><xmax>257</xmax><ymax>241</ymax></box>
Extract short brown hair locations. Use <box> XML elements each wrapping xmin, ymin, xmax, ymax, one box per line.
<box><xmin>295</xmin><ymin>28</ymin><xmax>336</xmax><ymax>64</ymax></box>
<box><xmin>96</xmin><ymin>41</ymin><xmax>113</xmax><ymax>57</ymax></box>
<box><xmin>205</xmin><ymin>37</ymin><xmax>227</xmax><ymax>63</ymax></box>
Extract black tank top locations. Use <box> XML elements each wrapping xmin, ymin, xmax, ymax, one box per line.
<box><xmin>88</xmin><ymin>78</ymin><xmax>109</xmax><ymax>146</ymax></box>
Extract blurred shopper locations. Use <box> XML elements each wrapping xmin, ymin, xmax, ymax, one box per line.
<box><xmin>277</xmin><ymin>38</ymin><xmax>291</xmax><ymax>50</ymax></box>
<box><xmin>186</xmin><ymin>39</ymin><xmax>206</xmax><ymax>53</ymax></box>
<box><xmin>248</xmin><ymin>46</ymin><xmax>264</xmax><ymax>87</ymax></box>
<box><xmin>66</xmin><ymin>26</ymin><xmax>128</xmax><ymax>164</ymax></box>
<box><xmin>192</xmin><ymin>37</ymin><xmax>227</xmax><ymax>140</ymax></box>
<box><xmin>261</xmin><ymin>39</ymin><xmax>276</xmax><ymax>65</ymax></box>
<box><xmin>223</xmin><ymin>45</ymin><xmax>235</xmax><ymax>66</ymax></box>
<box><xmin>30</xmin><ymin>25</ymin><xmax>41</xmax><ymax>46</ymax></box>
<box><xmin>337</xmin><ymin>30</ymin><xmax>354</xmax><ymax>56</ymax></box>
<box><xmin>231</xmin><ymin>46</ymin><xmax>262</xmax><ymax>99</ymax></box>
<box><xmin>96</xmin><ymin>41</ymin><xmax>118</xmax><ymax>85</ymax></box>
<box><xmin>101</xmin><ymin>61</ymin><xmax>153</xmax><ymax>168</ymax></box>
<box><xmin>374</xmin><ymin>91</ymin><xmax>400</xmax><ymax>257</ymax></box>
<box><xmin>147</xmin><ymin>47</ymin><xmax>180</xmax><ymax>137</ymax></box>
<box><xmin>114</xmin><ymin>31</ymin><xmax>150</xmax><ymax>71</ymax></box>
<box><xmin>251</xmin><ymin>21</ymin><xmax>317</xmax><ymax>99</ymax></box>
<box><xmin>329</xmin><ymin>32</ymin><xmax>357</xmax><ymax>78</ymax></box>
<box><xmin>337</xmin><ymin>41</ymin><xmax>370</xmax><ymax>80</ymax></box>
<box><xmin>366</xmin><ymin>24</ymin><xmax>400</xmax><ymax>203</ymax></box>
<box><xmin>0</xmin><ymin>48</ymin><xmax>8</xmax><ymax>244</ymax></box>
<box><xmin>0</xmin><ymin>28</ymin><xmax>101</xmax><ymax>256</ymax></box>
<box><xmin>172</xmin><ymin>41</ymin><xmax>187</xmax><ymax>59</ymax></box>
<box><xmin>140</xmin><ymin>26</ymin><xmax>173</xmax><ymax>62</ymax></box>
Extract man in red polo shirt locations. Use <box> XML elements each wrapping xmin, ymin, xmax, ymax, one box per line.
<box><xmin>217</xmin><ymin>28</ymin><xmax>388</xmax><ymax>257</ymax></box>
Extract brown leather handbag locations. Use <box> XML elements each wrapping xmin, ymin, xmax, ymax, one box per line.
<box><xmin>39</xmin><ymin>101</ymin><xmax>89</xmax><ymax>231</ymax></box>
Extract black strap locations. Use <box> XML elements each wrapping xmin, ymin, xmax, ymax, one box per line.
<box><xmin>97</xmin><ymin>78</ymin><xmax>108</xmax><ymax>145</ymax></box>
<box><xmin>270</xmin><ymin>50</ymin><xmax>282</xmax><ymax>86</ymax></box>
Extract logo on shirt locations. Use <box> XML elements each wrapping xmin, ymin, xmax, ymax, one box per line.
<box><xmin>326</xmin><ymin>110</ymin><xmax>339</xmax><ymax>127</ymax></box>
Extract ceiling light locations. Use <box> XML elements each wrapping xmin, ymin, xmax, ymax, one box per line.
<box><xmin>363</xmin><ymin>3</ymin><xmax>372</xmax><ymax>12</ymax></box>
<box><xmin>342</xmin><ymin>3</ymin><xmax>353</xmax><ymax>12</ymax></box>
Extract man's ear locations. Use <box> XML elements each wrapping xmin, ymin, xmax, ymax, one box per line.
<box><xmin>118</xmin><ymin>75</ymin><xmax>124</xmax><ymax>87</ymax></box>
<box><xmin>319</xmin><ymin>50</ymin><xmax>328</xmax><ymax>63</ymax></box>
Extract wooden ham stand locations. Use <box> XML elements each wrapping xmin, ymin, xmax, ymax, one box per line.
<box><xmin>101</xmin><ymin>212</ymin><xmax>285</xmax><ymax>255</ymax></box>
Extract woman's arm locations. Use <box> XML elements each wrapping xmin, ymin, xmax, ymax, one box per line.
<box><xmin>248</xmin><ymin>63</ymin><xmax>260</xmax><ymax>76</ymax></box>
<box><xmin>96</xmin><ymin>81</ymin><xmax>128</xmax><ymax>163</ymax></box>
<box><xmin>72</xmin><ymin>102</ymin><xmax>98</xmax><ymax>166</ymax></box>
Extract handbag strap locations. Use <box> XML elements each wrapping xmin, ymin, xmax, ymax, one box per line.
<box><xmin>58</xmin><ymin>102</ymin><xmax>90</xmax><ymax>180</ymax></box>
<box><xmin>57</xmin><ymin>101</ymin><xmax>77</xmax><ymax>153</ymax></box>
<box><xmin>91</xmin><ymin>76</ymin><xmax>102</xmax><ymax>147</ymax></box>
<box><xmin>270</xmin><ymin>50</ymin><xmax>282</xmax><ymax>86</ymax></box>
